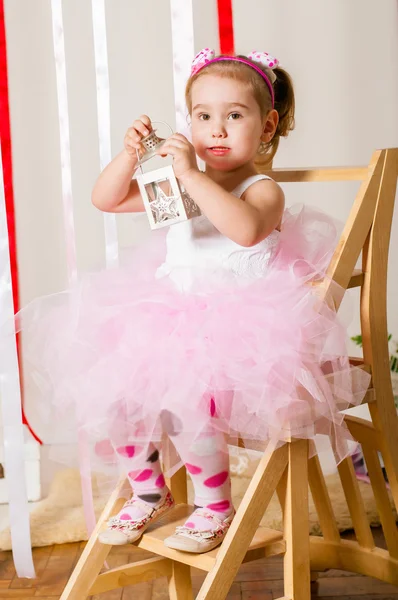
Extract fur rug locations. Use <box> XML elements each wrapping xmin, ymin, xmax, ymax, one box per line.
<box><xmin>0</xmin><ymin>450</ymin><xmax>396</xmax><ymax>550</ymax></box>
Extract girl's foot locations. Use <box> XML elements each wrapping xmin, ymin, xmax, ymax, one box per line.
<box><xmin>164</xmin><ymin>507</ymin><xmax>235</xmax><ymax>553</ymax></box>
<box><xmin>99</xmin><ymin>490</ymin><xmax>175</xmax><ymax>545</ymax></box>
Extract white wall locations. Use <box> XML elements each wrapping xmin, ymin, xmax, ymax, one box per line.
<box><xmin>3</xmin><ymin>0</ymin><xmax>398</xmax><ymax>409</ymax></box>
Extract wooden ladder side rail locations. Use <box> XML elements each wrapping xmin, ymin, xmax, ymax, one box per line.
<box><xmin>308</xmin><ymin>454</ymin><xmax>341</xmax><ymax>544</ymax></box>
<box><xmin>321</xmin><ymin>149</ymin><xmax>385</xmax><ymax>302</ymax></box>
<box><xmin>59</xmin><ymin>477</ymin><xmax>130</xmax><ymax>600</ymax></box>
<box><xmin>360</xmin><ymin>148</ymin><xmax>398</xmax><ymax>512</ymax></box>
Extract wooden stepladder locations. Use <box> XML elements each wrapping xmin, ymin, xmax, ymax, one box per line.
<box><xmin>60</xmin><ymin>148</ymin><xmax>398</xmax><ymax>600</ymax></box>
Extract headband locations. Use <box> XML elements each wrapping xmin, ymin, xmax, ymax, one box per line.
<box><xmin>191</xmin><ymin>49</ymin><xmax>279</xmax><ymax>108</ymax></box>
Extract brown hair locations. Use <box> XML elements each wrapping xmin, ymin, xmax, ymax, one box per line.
<box><xmin>185</xmin><ymin>55</ymin><xmax>295</xmax><ymax>170</ymax></box>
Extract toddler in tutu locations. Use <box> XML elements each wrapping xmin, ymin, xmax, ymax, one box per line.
<box><xmin>18</xmin><ymin>49</ymin><xmax>370</xmax><ymax>553</ymax></box>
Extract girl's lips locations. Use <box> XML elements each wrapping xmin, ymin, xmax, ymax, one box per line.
<box><xmin>207</xmin><ymin>147</ymin><xmax>231</xmax><ymax>155</ymax></box>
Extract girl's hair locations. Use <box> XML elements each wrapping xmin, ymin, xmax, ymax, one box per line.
<box><xmin>185</xmin><ymin>54</ymin><xmax>295</xmax><ymax>170</ymax></box>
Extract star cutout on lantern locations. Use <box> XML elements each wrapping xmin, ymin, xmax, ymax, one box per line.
<box><xmin>150</xmin><ymin>185</ymin><xmax>180</xmax><ymax>223</ymax></box>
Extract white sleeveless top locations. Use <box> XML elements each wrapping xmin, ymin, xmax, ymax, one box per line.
<box><xmin>156</xmin><ymin>175</ymin><xmax>281</xmax><ymax>291</ymax></box>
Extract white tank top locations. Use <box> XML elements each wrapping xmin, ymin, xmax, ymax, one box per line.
<box><xmin>156</xmin><ymin>174</ymin><xmax>280</xmax><ymax>291</ymax></box>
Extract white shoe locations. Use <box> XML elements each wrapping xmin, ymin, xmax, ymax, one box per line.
<box><xmin>163</xmin><ymin>508</ymin><xmax>235</xmax><ymax>553</ymax></box>
<box><xmin>99</xmin><ymin>490</ymin><xmax>175</xmax><ymax>545</ymax></box>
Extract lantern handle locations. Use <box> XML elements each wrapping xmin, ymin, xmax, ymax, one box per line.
<box><xmin>152</xmin><ymin>120</ymin><xmax>174</xmax><ymax>136</ymax></box>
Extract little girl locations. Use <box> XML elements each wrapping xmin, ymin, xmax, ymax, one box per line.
<box><xmin>18</xmin><ymin>49</ymin><xmax>370</xmax><ymax>554</ymax></box>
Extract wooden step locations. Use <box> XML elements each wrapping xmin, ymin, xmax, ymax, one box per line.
<box><xmin>129</xmin><ymin>503</ymin><xmax>285</xmax><ymax>572</ymax></box>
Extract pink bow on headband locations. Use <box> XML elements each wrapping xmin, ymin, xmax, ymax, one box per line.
<box><xmin>191</xmin><ymin>48</ymin><xmax>216</xmax><ymax>76</ymax></box>
<box><xmin>248</xmin><ymin>50</ymin><xmax>279</xmax><ymax>72</ymax></box>
<box><xmin>190</xmin><ymin>48</ymin><xmax>279</xmax><ymax>78</ymax></box>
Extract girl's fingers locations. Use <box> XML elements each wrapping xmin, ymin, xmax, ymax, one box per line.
<box><xmin>132</xmin><ymin>121</ymin><xmax>150</xmax><ymax>138</ymax></box>
<box><xmin>172</xmin><ymin>133</ymin><xmax>188</xmax><ymax>141</ymax></box>
<box><xmin>126</xmin><ymin>129</ymin><xmax>143</xmax><ymax>144</ymax></box>
<box><xmin>156</xmin><ymin>148</ymin><xmax>174</xmax><ymax>157</ymax></box>
<box><xmin>125</xmin><ymin>116</ymin><xmax>152</xmax><ymax>150</ymax></box>
<box><xmin>126</xmin><ymin>132</ymin><xmax>140</xmax><ymax>144</ymax></box>
<box><xmin>125</xmin><ymin>136</ymin><xmax>142</xmax><ymax>150</ymax></box>
<box><xmin>160</xmin><ymin>140</ymin><xmax>186</xmax><ymax>152</ymax></box>
<box><xmin>128</xmin><ymin>132</ymin><xmax>142</xmax><ymax>143</ymax></box>
<box><xmin>167</xmin><ymin>134</ymin><xmax>189</xmax><ymax>145</ymax></box>
<box><xmin>156</xmin><ymin>146</ymin><xmax>178</xmax><ymax>157</ymax></box>
<box><xmin>139</xmin><ymin>114</ymin><xmax>152</xmax><ymax>129</ymax></box>
<box><xmin>125</xmin><ymin>138</ymin><xmax>142</xmax><ymax>151</ymax></box>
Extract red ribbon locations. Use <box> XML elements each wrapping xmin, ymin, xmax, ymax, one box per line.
<box><xmin>0</xmin><ymin>1</ymin><xmax>42</xmax><ymax>444</ymax></box>
<box><xmin>217</xmin><ymin>0</ymin><xmax>235</xmax><ymax>55</ymax></box>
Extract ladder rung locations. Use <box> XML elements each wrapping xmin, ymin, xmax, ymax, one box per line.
<box><xmin>349</xmin><ymin>358</ymin><xmax>372</xmax><ymax>374</ymax></box>
<box><xmin>266</xmin><ymin>166</ymin><xmax>369</xmax><ymax>182</ymax></box>
<box><xmin>311</xmin><ymin>269</ymin><xmax>364</xmax><ymax>289</ymax></box>
<box><xmin>348</xmin><ymin>269</ymin><xmax>364</xmax><ymax>288</ymax></box>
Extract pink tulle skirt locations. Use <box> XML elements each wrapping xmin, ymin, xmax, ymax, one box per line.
<box><xmin>16</xmin><ymin>205</ymin><xmax>370</xmax><ymax>471</ymax></box>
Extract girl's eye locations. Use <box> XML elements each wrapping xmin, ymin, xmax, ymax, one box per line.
<box><xmin>228</xmin><ymin>112</ymin><xmax>242</xmax><ymax>120</ymax></box>
<box><xmin>198</xmin><ymin>114</ymin><xmax>210</xmax><ymax>121</ymax></box>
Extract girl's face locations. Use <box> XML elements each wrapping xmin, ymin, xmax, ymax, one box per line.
<box><xmin>190</xmin><ymin>74</ymin><xmax>267</xmax><ymax>172</ymax></box>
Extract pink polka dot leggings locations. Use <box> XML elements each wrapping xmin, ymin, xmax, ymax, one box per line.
<box><xmin>114</xmin><ymin>408</ymin><xmax>232</xmax><ymax>519</ymax></box>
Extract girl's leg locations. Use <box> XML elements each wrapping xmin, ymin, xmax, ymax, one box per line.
<box><xmin>112</xmin><ymin>442</ymin><xmax>169</xmax><ymax>521</ymax></box>
<box><xmin>99</xmin><ymin>438</ymin><xmax>174</xmax><ymax>545</ymax></box>
<box><xmin>165</xmin><ymin>410</ymin><xmax>234</xmax><ymax>532</ymax></box>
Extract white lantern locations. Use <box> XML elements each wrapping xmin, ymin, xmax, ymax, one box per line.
<box><xmin>135</xmin><ymin>127</ymin><xmax>201</xmax><ymax>230</ymax></box>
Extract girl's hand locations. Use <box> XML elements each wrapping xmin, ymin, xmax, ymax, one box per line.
<box><xmin>157</xmin><ymin>133</ymin><xmax>198</xmax><ymax>179</ymax></box>
<box><xmin>124</xmin><ymin>115</ymin><xmax>153</xmax><ymax>158</ymax></box>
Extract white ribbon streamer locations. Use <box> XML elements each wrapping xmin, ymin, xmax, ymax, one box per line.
<box><xmin>51</xmin><ymin>0</ymin><xmax>77</xmax><ymax>285</ymax></box>
<box><xmin>92</xmin><ymin>0</ymin><xmax>118</xmax><ymax>268</ymax></box>
<box><xmin>170</xmin><ymin>0</ymin><xmax>195</xmax><ymax>134</ymax></box>
<box><xmin>0</xmin><ymin>147</ymin><xmax>35</xmax><ymax>578</ymax></box>
<box><xmin>51</xmin><ymin>0</ymin><xmax>97</xmax><ymax>537</ymax></box>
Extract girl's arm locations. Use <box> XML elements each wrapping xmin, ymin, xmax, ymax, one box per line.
<box><xmin>91</xmin><ymin>149</ymin><xmax>144</xmax><ymax>213</ymax></box>
<box><xmin>180</xmin><ymin>170</ymin><xmax>284</xmax><ymax>247</ymax></box>
<box><xmin>91</xmin><ymin>115</ymin><xmax>152</xmax><ymax>213</ymax></box>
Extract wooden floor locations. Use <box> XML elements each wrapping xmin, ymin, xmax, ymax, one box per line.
<box><xmin>1</xmin><ymin>528</ymin><xmax>398</xmax><ymax>599</ymax></box>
